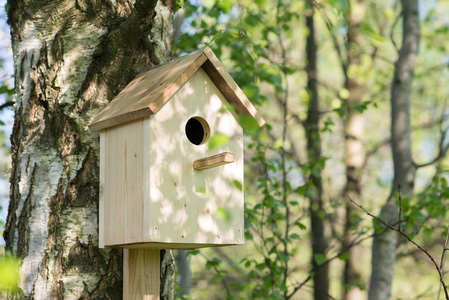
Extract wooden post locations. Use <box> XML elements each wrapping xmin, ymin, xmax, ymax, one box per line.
<box><xmin>123</xmin><ymin>249</ymin><xmax>160</xmax><ymax>299</ymax></box>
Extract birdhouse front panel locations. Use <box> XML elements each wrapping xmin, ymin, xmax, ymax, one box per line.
<box><xmin>146</xmin><ymin>68</ymin><xmax>244</xmax><ymax>248</ymax></box>
<box><xmin>99</xmin><ymin>69</ymin><xmax>244</xmax><ymax>249</ymax></box>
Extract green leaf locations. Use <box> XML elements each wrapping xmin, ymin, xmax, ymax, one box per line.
<box><xmin>338</xmin><ymin>252</ymin><xmax>348</xmax><ymax>261</ymax></box>
<box><xmin>334</xmin><ymin>106</ymin><xmax>345</xmax><ymax>118</ymax></box>
<box><xmin>188</xmin><ymin>249</ymin><xmax>200</xmax><ymax>256</ymax></box>
<box><xmin>296</xmin><ymin>222</ymin><xmax>307</xmax><ymax>230</ymax></box>
<box><xmin>311</xmin><ymin>169</ymin><xmax>321</xmax><ymax>178</ymax></box>
<box><xmin>255</xmin><ymin>262</ymin><xmax>266</xmax><ymax>271</ymax></box>
<box><xmin>0</xmin><ymin>85</ymin><xmax>14</xmax><ymax>95</ymax></box>
<box><xmin>238</xmin><ymin>114</ymin><xmax>260</xmax><ymax>134</ymax></box>
<box><xmin>233</xmin><ymin>180</ymin><xmax>243</xmax><ymax>191</ymax></box>
<box><xmin>175</xmin><ymin>0</ymin><xmax>184</xmax><ymax>10</ymax></box>
<box><xmin>313</xmin><ymin>253</ymin><xmax>326</xmax><ymax>266</ymax></box>
<box><xmin>289</xmin><ymin>233</ymin><xmax>300</xmax><ymax>240</ymax></box>
<box><xmin>216</xmin><ymin>0</ymin><xmax>235</xmax><ymax>13</ymax></box>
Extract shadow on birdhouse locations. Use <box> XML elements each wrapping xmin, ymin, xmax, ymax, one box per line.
<box><xmin>89</xmin><ymin>48</ymin><xmax>264</xmax><ymax>249</ymax></box>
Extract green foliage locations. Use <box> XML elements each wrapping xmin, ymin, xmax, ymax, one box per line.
<box><xmin>174</xmin><ymin>0</ymin><xmax>449</xmax><ymax>299</ymax></box>
<box><xmin>0</xmin><ymin>255</ymin><xmax>19</xmax><ymax>291</ymax></box>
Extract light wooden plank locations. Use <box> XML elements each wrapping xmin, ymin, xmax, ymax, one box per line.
<box><xmin>103</xmin><ymin>120</ymin><xmax>144</xmax><ymax>246</ymax></box>
<box><xmin>104</xmin><ymin>127</ymin><xmax>125</xmax><ymax>245</ymax></box>
<box><xmin>193</xmin><ymin>152</ymin><xmax>235</xmax><ymax>170</ymax></box>
<box><xmin>143</xmin><ymin>117</ymin><xmax>151</xmax><ymax>242</ymax></box>
<box><xmin>99</xmin><ymin>132</ymin><xmax>105</xmax><ymax>248</ymax></box>
<box><xmin>123</xmin><ymin>249</ymin><xmax>160</xmax><ymax>300</ymax></box>
<box><xmin>125</xmin><ymin>120</ymin><xmax>144</xmax><ymax>244</ymax></box>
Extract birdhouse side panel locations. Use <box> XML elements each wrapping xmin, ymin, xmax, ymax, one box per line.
<box><xmin>146</xmin><ymin>68</ymin><xmax>244</xmax><ymax>247</ymax></box>
<box><xmin>101</xmin><ymin>119</ymin><xmax>145</xmax><ymax>247</ymax></box>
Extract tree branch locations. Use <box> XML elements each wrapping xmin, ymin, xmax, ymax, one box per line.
<box><xmin>390</xmin><ymin>8</ymin><xmax>402</xmax><ymax>53</ymax></box>
<box><xmin>349</xmin><ymin>196</ymin><xmax>449</xmax><ymax>300</ymax></box>
<box><xmin>0</xmin><ymin>101</ymin><xmax>14</xmax><ymax>111</ymax></box>
<box><xmin>287</xmin><ymin>232</ymin><xmax>375</xmax><ymax>299</ymax></box>
<box><xmin>415</xmin><ymin>126</ymin><xmax>449</xmax><ymax>169</ymax></box>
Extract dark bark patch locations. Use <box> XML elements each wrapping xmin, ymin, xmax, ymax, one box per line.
<box><xmin>16</xmin><ymin>164</ymin><xmax>37</xmax><ymax>259</ymax></box>
<box><xmin>3</xmin><ymin>107</ymin><xmax>23</xmax><ymax>253</ymax></box>
<box><xmin>37</xmin><ymin>102</ymin><xmax>83</xmax><ymax>156</ymax></box>
<box><xmin>48</xmin><ymin>177</ymin><xmax>64</xmax><ymax>249</ymax></box>
<box><xmin>57</xmin><ymin>280</ymin><xmax>64</xmax><ymax>299</ymax></box>
<box><xmin>19</xmin><ymin>52</ymin><xmax>27</xmax><ymax>86</ymax></box>
<box><xmin>66</xmin><ymin>237</ymin><xmax>107</xmax><ymax>274</ymax></box>
<box><xmin>64</xmin><ymin>148</ymin><xmax>99</xmax><ymax>209</ymax></box>
<box><xmin>86</xmin><ymin>248</ymin><xmax>123</xmax><ymax>300</ymax></box>
<box><xmin>51</xmin><ymin>31</ymin><xmax>64</xmax><ymax>64</ymax></box>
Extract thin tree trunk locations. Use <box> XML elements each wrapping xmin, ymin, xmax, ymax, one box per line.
<box><xmin>175</xmin><ymin>250</ymin><xmax>192</xmax><ymax>298</ymax></box>
<box><xmin>305</xmin><ymin>7</ymin><xmax>329</xmax><ymax>300</ymax></box>
<box><xmin>3</xmin><ymin>0</ymin><xmax>174</xmax><ymax>298</ymax></box>
<box><xmin>369</xmin><ymin>1</ymin><xmax>420</xmax><ymax>299</ymax></box>
<box><xmin>342</xmin><ymin>1</ymin><xmax>366</xmax><ymax>299</ymax></box>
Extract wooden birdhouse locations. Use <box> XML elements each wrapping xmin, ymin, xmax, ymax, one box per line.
<box><xmin>89</xmin><ymin>48</ymin><xmax>264</xmax><ymax>249</ymax></box>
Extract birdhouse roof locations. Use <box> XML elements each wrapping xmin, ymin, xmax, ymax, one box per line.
<box><xmin>89</xmin><ymin>47</ymin><xmax>265</xmax><ymax>132</ymax></box>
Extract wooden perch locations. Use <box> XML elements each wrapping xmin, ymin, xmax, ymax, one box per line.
<box><xmin>193</xmin><ymin>152</ymin><xmax>235</xmax><ymax>170</ymax></box>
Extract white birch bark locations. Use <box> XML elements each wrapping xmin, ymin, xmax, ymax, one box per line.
<box><xmin>369</xmin><ymin>1</ymin><xmax>420</xmax><ymax>299</ymax></box>
<box><xmin>4</xmin><ymin>0</ymin><xmax>173</xmax><ymax>298</ymax></box>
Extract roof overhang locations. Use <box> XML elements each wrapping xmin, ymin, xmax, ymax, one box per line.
<box><xmin>89</xmin><ymin>47</ymin><xmax>265</xmax><ymax>132</ymax></box>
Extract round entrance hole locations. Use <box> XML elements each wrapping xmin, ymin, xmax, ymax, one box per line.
<box><xmin>185</xmin><ymin>117</ymin><xmax>210</xmax><ymax>145</ymax></box>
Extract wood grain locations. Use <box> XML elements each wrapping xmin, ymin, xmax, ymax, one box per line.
<box><xmin>99</xmin><ymin>132</ymin><xmax>105</xmax><ymax>248</ymax></box>
<box><xmin>103</xmin><ymin>119</ymin><xmax>144</xmax><ymax>246</ymax></box>
<box><xmin>123</xmin><ymin>249</ymin><xmax>160</xmax><ymax>300</ymax></box>
<box><xmin>193</xmin><ymin>152</ymin><xmax>235</xmax><ymax>170</ymax></box>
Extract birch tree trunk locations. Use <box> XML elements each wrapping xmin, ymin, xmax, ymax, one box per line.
<box><xmin>342</xmin><ymin>1</ymin><xmax>366</xmax><ymax>298</ymax></box>
<box><xmin>369</xmin><ymin>1</ymin><xmax>420</xmax><ymax>299</ymax></box>
<box><xmin>305</xmin><ymin>6</ymin><xmax>329</xmax><ymax>299</ymax></box>
<box><xmin>3</xmin><ymin>0</ymin><xmax>174</xmax><ymax>298</ymax></box>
